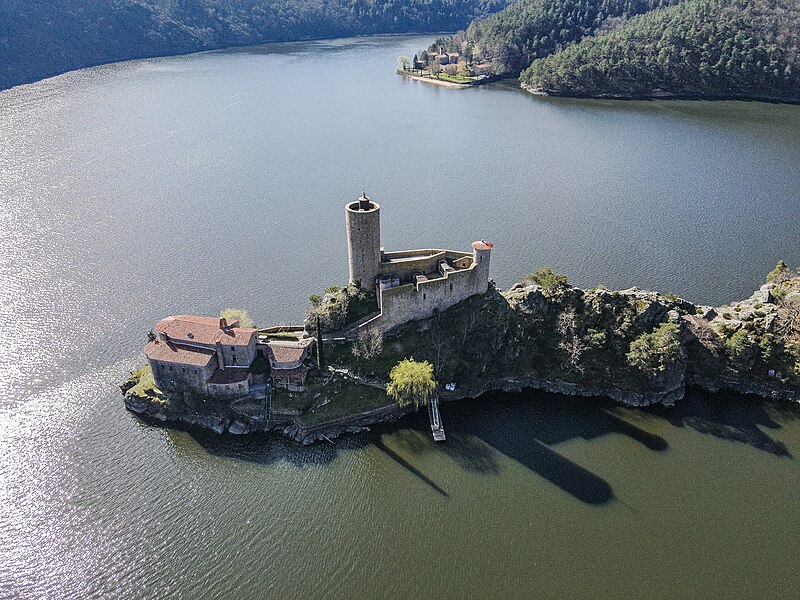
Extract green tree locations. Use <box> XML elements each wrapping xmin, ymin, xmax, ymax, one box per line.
<box><xmin>626</xmin><ymin>322</ymin><xmax>685</xmax><ymax>378</ymax></box>
<box><xmin>220</xmin><ymin>308</ymin><xmax>254</xmax><ymax>328</ymax></box>
<box><xmin>147</xmin><ymin>330</ymin><xmax>156</xmax><ymax>343</ymax></box>
<box><xmin>526</xmin><ymin>267</ymin><xmax>569</xmax><ymax>296</ymax></box>
<box><xmin>726</xmin><ymin>328</ymin><xmax>757</xmax><ymax>370</ymax></box>
<box><xmin>457</xmin><ymin>61</ymin><xmax>471</xmax><ymax>77</ymax></box>
<box><xmin>387</xmin><ymin>358</ymin><xmax>436</xmax><ymax>410</ymax></box>
<box><xmin>766</xmin><ymin>259</ymin><xmax>791</xmax><ymax>284</ymax></box>
<box><xmin>308</xmin><ymin>294</ymin><xmax>322</xmax><ymax>307</ymax></box>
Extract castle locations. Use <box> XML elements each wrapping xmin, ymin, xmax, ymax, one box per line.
<box><xmin>142</xmin><ymin>191</ymin><xmax>491</xmax><ymax>399</ymax></box>
<box><xmin>345</xmin><ymin>193</ymin><xmax>492</xmax><ymax>333</ymax></box>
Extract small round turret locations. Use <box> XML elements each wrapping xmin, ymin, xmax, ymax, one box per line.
<box><xmin>346</xmin><ymin>194</ymin><xmax>381</xmax><ymax>289</ymax></box>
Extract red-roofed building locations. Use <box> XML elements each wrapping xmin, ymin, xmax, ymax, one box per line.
<box><xmin>145</xmin><ymin>315</ymin><xmax>258</xmax><ymax>398</ymax></box>
<box><xmin>262</xmin><ymin>338</ymin><xmax>314</xmax><ymax>392</ymax></box>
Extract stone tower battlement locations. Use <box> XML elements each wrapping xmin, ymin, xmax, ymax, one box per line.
<box><xmin>344</xmin><ymin>192</ymin><xmax>493</xmax><ymax>334</ymax></box>
<box><xmin>345</xmin><ymin>194</ymin><xmax>381</xmax><ymax>290</ymax></box>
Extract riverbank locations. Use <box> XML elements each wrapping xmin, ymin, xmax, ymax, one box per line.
<box><xmin>396</xmin><ymin>70</ymin><xmax>473</xmax><ymax>88</ymax></box>
<box><xmin>520</xmin><ymin>82</ymin><xmax>800</xmax><ymax>106</ymax></box>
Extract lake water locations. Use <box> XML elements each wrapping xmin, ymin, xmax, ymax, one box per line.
<box><xmin>1</xmin><ymin>35</ymin><xmax>799</xmax><ymax>599</ymax></box>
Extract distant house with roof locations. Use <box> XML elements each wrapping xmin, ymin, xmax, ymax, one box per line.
<box><xmin>145</xmin><ymin>315</ymin><xmax>258</xmax><ymax>398</ymax></box>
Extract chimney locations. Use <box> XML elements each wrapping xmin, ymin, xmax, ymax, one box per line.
<box><xmin>219</xmin><ymin>317</ymin><xmax>227</xmax><ymax>329</ymax></box>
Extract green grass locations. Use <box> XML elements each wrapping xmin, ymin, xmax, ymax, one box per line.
<box><xmin>128</xmin><ymin>365</ymin><xmax>162</xmax><ymax>399</ymax></box>
<box><xmin>294</xmin><ymin>374</ymin><xmax>393</xmax><ymax>428</ymax></box>
<box><xmin>436</xmin><ymin>74</ymin><xmax>478</xmax><ymax>84</ymax></box>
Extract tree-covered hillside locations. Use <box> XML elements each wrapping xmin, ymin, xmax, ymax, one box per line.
<box><xmin>0</xmin><ymin>0</ymin><xmax>508</xmax><ymax>89</ymax></box>
<box><xmin>432</xmin><ymin>0</ymin><xmax>680</xmax><ymax>74</ymax></box>
<box><xmin>520</xmin><ymin>0</ymin><xmax>800</xmax><ymax>102</ymax></box>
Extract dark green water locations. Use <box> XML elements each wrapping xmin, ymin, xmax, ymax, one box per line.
<box><xmin>1</xmin><ymin>35</ymin><xmax>799</xmax><ymax>599</ymax></box>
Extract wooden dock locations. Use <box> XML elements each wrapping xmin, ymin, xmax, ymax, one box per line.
<box><xmin>428</xmin><ymin>394</ymin><xmax>446</xmax><ymax>442</ymax></box>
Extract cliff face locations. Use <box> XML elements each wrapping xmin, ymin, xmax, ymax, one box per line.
<box><xmin>337</xmin><ymin>273</ymin><xmax>800</xmax><ymax>406</ymax></box>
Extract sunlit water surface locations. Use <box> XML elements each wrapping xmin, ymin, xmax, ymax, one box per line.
<box><xmin>1</xmin><ymin>35</ymin><xmax>799</xmax><ymax>599</ymax></box>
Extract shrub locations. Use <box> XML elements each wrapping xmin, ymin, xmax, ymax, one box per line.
<box><xmin>695</xmin><ymin>308</ymin><xmax>704</xmax><ymax>315</ymax></box>
<box><xmin>309</xmin><ymin>294</ymin><xmax>322</xmax><ymax>307</ymax></box>
<box><xmin>663</xmin><ymin>293</ymin><xmax>679</xmax><ymax>302</ymax></box>
<box><xmin>734</xmin><ymin>306</ymin><xmax>741</xmax><ymax>312</ymax></box>
<box><xmin>722</xmin><ymin>313</ymin><xmax>732</xmax><ymax>320</ymax></box>
<box><xmin>753</xmin><ymin>310</ymin><xmax>765</xmax><ymax>317</ymax></box>
<box><xmin>526</xmin><ymin>267</ymin><xmax>569</xmax><ymax>296</ymax></box>
<box><xmin>754</xmin><ymin>303</ymin><xmax>763</xmax><ymax>309</ymax></box>
<box><xmin>325</xmin><ymin>286</ymin><xmax>340</xmax><ymax>294</ymax></box>
<box><xmin>766</xmin><ymin>260</ymin><xmax>791</xmax><ymax>284</ymax></box>
<box><xmin>726</xmin><ymin>329</ymin><xmax>757</xmax><ymax>370</ymax></box>
<box><xmin>626</xmin><ymin>323</ymin><xmax>685</xmax><ymax>379</ymax></box>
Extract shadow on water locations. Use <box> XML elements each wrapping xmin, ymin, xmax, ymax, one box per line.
<box><xmin>374</xmin><ymin>438</ymin><xmax>448</xmax><ymax>497</ymax></box>
<box><xmin>648</xmin><ymin>388</ymin><xmax>797</xmax><ymax>457</ymax></box>
<box><xmin>182</xmin><ymin>387</ymin><xmax>794</xmax><ymax>505</ymax></box>
<box><xmin>185</xmin><ymin>428</ymin><xmax>370</xmax><ymax>468</ymax></box>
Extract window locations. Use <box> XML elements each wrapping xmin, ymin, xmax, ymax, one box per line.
<box><xmin>238</xmin><ymin>384</ymin><xmax>243</xmax><ymax>390</ymax></box>
<box><xmin>450</xmin><ymin>283</ymin><xmax>453</xmax><ymax>291</ymax></box>
<box><xmin>423</xmin><ymin>293</ymin><xmax>426</xmax><ymax>300</ymax></box>
<box><xmin>230</xmin><ymin>346</ymin><xmax>235</xmax><ymax>351</ymax></box>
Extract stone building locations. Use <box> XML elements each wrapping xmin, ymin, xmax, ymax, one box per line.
<box><xmin>346</xmin><ymin>193</ymin><xmax>492</xmax><ymax>334</ymax></box>
<box><xmin>263</xmin><ymin>338</ymin><xmax>314</xmax><ymax>392</ymax></box>
<box><xmin>145</xmin><ymin>315</ymin><xmax>258</xmax><ymax>398</ymax></box>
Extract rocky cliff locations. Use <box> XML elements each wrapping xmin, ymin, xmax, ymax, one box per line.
<box><xmin>335</xmin><ymin>265</ymin><xmax>800</xmax><ymax>407</ymax></box>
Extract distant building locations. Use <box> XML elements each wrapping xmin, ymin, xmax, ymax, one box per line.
<box><xmin>145</xmin><ymin>315</ymin><xmax>257</xmax><ymax>398</ymax></box>
<box><xmin>345</xmin><ymin>193</ymin><xmax>492</xmax><ymax>333</ymax></box>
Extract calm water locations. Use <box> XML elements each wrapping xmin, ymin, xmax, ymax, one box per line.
<box><xmin>1</xmin><ymin>35</ymin><xmax>800</xmax><ymax>599</ymax></box>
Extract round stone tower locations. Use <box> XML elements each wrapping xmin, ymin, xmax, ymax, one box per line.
<box><xmin>471</xmin><ymin>240</ymin><xmax>493</xmax><ymax>292</ymax></box>
<box><xmin>346</xmin><ymin>194</ymin><xmax>381</xmax><ymax>289</ymax></box>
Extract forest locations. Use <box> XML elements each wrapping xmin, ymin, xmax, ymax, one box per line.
<box><xmin>521</xmin><ymin>0</ymin><xmax>800</xmax><ymax>102</ymax></box>
<box><xmin>0</xmin><ymin>0</ymin><xmax>508</xmax><ymax>89</ymax></box>
<box><xmin>433</xmin><ymin>0</ymin><xmax>800</xmax><ymax>102</ymax></box>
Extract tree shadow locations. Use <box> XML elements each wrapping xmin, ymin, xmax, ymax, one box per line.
<box><xmin>648</xmin><ymin>388</ymin><xmax>796</xmax><ymax>457</ymax></box>
<box><xmin>183</xmin><ymin>428</ymin><xmax>370</xmax><ymax>468</ymax></box>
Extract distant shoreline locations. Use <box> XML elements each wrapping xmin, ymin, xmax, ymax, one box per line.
<box><xmin>520</xmin><ymin>82</ymin><xmax>800</xmax><ymax>106</ymax></box>
<box><xmin>396</xmin><ymin>70</ymin><xmax>470</xmax><ymax>88</ymax></box>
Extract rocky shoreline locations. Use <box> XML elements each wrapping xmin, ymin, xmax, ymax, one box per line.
<box><xmin>123</xmin><ymin>266</ymin><xmax>800</xmax><ymax>443</ymax></box>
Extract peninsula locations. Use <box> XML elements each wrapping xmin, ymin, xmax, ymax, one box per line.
<box><xmin>123</xmin><ymin>193</ymin><xmax>800</xmax><ymax>443</ymax></box>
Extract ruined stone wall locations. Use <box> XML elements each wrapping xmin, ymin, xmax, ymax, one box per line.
<box><xmin>371</xmin><ymin>262</ymin><xmax>488</xmax><ymax>333</ymax></box>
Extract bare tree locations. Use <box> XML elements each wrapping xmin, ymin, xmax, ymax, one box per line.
<box><xmin>459</xmin><ymin>306</ymin><xmax>480</xmax><ymax>346</ymax></box>
<box><xmin>429</xmin><ymin>314</ymin><xmax>452</xmax><ymax>377</ymax></box>
<box><xmin>557</xmin><ymin>308</ymin><xmax>585</xmax><ymax>373</ymax></box>
<box><xmin>353</xmin><ymin>327</ymin><xmax>383</xmax><ymax>362</ymax></box>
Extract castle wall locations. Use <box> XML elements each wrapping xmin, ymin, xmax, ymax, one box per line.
<box><xmin>379</xmin><ymin>249</ymin><xmax>472</xmax><ymax>279</ymax></box>
<box><xmin>372</xmin><ymin>259</ymin><xmax>488</xmax><ymax>333</ymax></box>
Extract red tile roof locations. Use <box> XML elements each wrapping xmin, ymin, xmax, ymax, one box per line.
<box><xmin>156</xmin><ymin>315</ymin><xmax>257</xmax><ymax>347</ymax></box>
<box><xmin>264</xmin><ymin>340</ymin><xmax>312</xmax><ymax>365</ymax></box>
<box><xmin>472</xmin><ymin>240</ymin><xmax>494</xmax><ymax>250</ymax></box>
<box><xmin>144</xmin><ymin>340</ymin><xmax>216</xmax><ymax>367</ymax></box>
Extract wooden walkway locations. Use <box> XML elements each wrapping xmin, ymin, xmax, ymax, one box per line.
<box><xmin>428</xmin><ymin>394</ymin><xmax>446</xmax><ymax>442</ymax></box>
